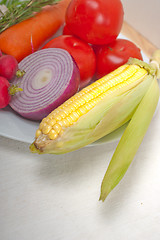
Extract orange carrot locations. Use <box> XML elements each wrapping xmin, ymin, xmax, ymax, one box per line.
<box><xmin>0</xmin><ymin>0</ymin><xmax>71</xmax><ymax>62</ymax></box>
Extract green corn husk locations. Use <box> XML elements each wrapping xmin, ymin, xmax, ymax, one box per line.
<box><xmin>100</xmin><ymin>76</ymin><xmax>159</xmax><ymax>201</ymax></box>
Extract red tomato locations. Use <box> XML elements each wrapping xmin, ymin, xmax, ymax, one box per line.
<box><xmin>95</xmin><ymin>39</ymin><xmax>143</xmax><ymax>78</ymax></box>
<box><xmin>63</xmin><ymin>24</ymin><xmax>73</xmax><ymax>35</ymax></box>
<box><xmin>65</xmin><ymin>0</ymin><xmax>124</xmax><ymax>45</ymax></box>
<box><xmin>43</xmin><ymin>35</ymin><xmax>96</xmax><ymax>88</ymax></box>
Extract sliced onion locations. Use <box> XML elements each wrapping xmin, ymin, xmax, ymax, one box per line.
<box><xmin>9</xmin><ymin>48</ymin><xmax>80</xmax><ymax>120</ymax></box>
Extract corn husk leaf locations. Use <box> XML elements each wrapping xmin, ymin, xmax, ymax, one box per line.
<box><xmin>31</xmin><ymin>72</ymin><xmax>153</xmax><ymax>154</ymax></box>
<box><xmin>99</xmin><ymin>77</ymin><xmax>160</xmax><ymax>201</ymax></box>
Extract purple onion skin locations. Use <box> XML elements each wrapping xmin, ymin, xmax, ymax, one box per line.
<box><xmin>20</xmin><ymin>61</ymin><xmax>80</xmax><ymax>121</ymax></box>
<box><xmin>9</xmin><ymin>48</ymin><xmax>80</xmax><ymax>121</ymax></box>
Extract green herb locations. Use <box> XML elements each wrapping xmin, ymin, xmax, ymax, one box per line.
<box><xmin>0</xmin><ymin>0</ymin><xmax>61</xmax><ymax>33</ymax></box>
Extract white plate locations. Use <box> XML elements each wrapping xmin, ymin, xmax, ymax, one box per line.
<box><xmin>0</xmin><ymin>34</ymin><xmax>151</xmax><ymax>145</ymax></box>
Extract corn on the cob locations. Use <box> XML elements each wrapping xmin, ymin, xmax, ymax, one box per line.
<box><xmin>30</xmin><ymin>50</ymin><xmax>160</xmax><ymax>201</ymax></box>
<box><xmin>36</xmin><ymin>64</ymin><xmax>146</xmax><ymax>140</ymax></box>
<box><xmin>30</xmin><ymin>55</ymin><xmax>159</xmax><ymax>154</ymax></box>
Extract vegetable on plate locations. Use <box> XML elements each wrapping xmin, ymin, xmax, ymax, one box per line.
<box><xmin>0</xmin><ymin>76</ymin><xmax>23</xmax><ymax>109</ymax></box>
<box><xmin>30</xmin><ymin>50</ymin><xmax>160</xmax><ymax>201</ymax></box>
<box><xmin>43</xmin><ymin>35</ymin><xmax>96</xmax><ymax>88</ymax></box>
<box><xmin>9</xmin><ymin>48</ymin><xmax>80</xmax><ymax>121</ymax></box>
<box><xmin>0</xmin><ymin>76</ymin><xmax>11</xmax><ymax>109</ymax></box>
<box><xmin>94</xmin><ymin>39</ymin><xmax>143</xmax><ymax>78</ymax></box>
<box><xmin>63</xmin><ymin>24</ymin><xmax>73</xmax><ymax>35</ymax></box>
<box><xmin>0</xmin><ymin>54</ymin><xmax>18</xmax><ymax>81</ymax></box>
<box><xmin>65</xmin><ymin>0</ymin><xmax>124</xmax><ymax>45</ymax></box>
<box><xmin>0</xmin><ymin>0</ymin><xmax>71</xmax><ymax>62</ymax></box>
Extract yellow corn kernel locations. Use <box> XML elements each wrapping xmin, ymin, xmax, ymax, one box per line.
<box><xmin>71</xmin><ymin>111</ymin><xmax>80</xmax><ymax>119</ymax></box>
<box><xmin>78</xmin><ymin>106</ymin><xmax>88</xmax><ymax>115</ymax></box>
<box><xmin>69</xmin><ymin>112</ymin><xmax>79</xmax><ymax>122</ymax></box>
<box><xmin>66</xmin><ymin>116</ymin><xmax>73</xmax><ymax>125</ymax></box>
<box><xmin>48</xmin><ymin>129</ymin><xmax>58</xmax><ymax>140</ymax></box>
<box><xmin>76</xmin><ymin>108</ymin><xmax>83</xmax><ymax>117</ymax></box>
<box><xmin>39</xmin><ymin>121</ymin><xmax>47</xmax><ymax>130</ymax></box>
<box><xmin>42</xmin><ymin>124</ymin><xmax>52</xmax><ymax>135</ymax></box>
<box><xmin>59</xmin><ymin>112</ymin><xmax>66</xmax><ymax>119</ymax></box>
<box><xmin>61</xmin><ymin>118</ymin><xmax>70</xmax><ymax>127</ymax></box>
<box><xmin>56</xmin><ymin>120</ymin><xmax>64</xmax><ymax>127</ymax></box>
<box><xmin>50</xmin><ymin>109</ymin><xmax>61</xmax><ymax>117</ymax></box>
<box><xmin>54</xmin><ymin>115</ymin><xmax>62</xmax><ymax>121</ymax></box>
<box><xmin>53</xmin><ymin>123</ymin><xmax>62</xmax><ymax>134</ymax></box>
<box><xmin>48</xmin><ymin>119</ymin><xmax>56</xmax><ymax>127</ymax></box>
<box><xmin>63</xmin><ymin>108</ymin><xmax>73</xmax><ymax>115</ymax></box>
<box><xmin>35</xmin><ymin>129</ymin><xmax>41</xmax><ymax>138</ymax></box>
<box><xmin>72</xmin><ymin>100</ymin><xmax>82</xmax><ymax>108</ymax></box>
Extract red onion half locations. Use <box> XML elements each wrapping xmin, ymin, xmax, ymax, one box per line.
<box><xmin>9</xmin><ymin>48</ymin><xmax>80</xmax><ymax>120</ymax></box>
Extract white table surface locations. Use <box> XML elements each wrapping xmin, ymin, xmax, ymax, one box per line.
<box><xmin>0</xmin><ymin>1</ymin><xmax>160</xmax><ymax>239</ymax></box>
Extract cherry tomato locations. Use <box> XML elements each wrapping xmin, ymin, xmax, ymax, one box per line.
<box><xmin>43</xmin><ymin>35</ymin><xmax>96</xmax><ymax>88</ymax></box>
<box><xmin>0</xmin><ymin>76</ymin><xmax>11</xmax><ymax>109</ymax></box>
<box><xmin>95</xmin><ymin>39</ymin><xmax>143</xmax><ymax>78</ymax></box>
<box><xmin>65</xmin><ymin>0</ymin><xmax>124</xmax><ymax>45</ymax></box>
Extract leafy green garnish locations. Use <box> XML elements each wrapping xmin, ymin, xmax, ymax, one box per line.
<box><xmin>0</xmin><ymin>0</ymin><xmax>60</xmax><ymax>33</ymax></box>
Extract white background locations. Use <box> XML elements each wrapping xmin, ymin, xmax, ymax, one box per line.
<box><xmin>0</xmin><ymin>1</ymin><xmax>160</xmax><ymax>240</ymax></box>
<box><xmin>122</xmin><ymin>0</ymin><xmax>160</xmax><ymax>48</ymax></box>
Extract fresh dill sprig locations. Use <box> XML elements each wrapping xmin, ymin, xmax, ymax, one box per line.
<box><xmin>0</xmin><ymin>0</ymin><xmax>23</xmax><ymax>8</ymax></box>
<box><xmin>0</xmin><ymin>0</ymin><xmax>61</xmax><ymax>33</ymax></box>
